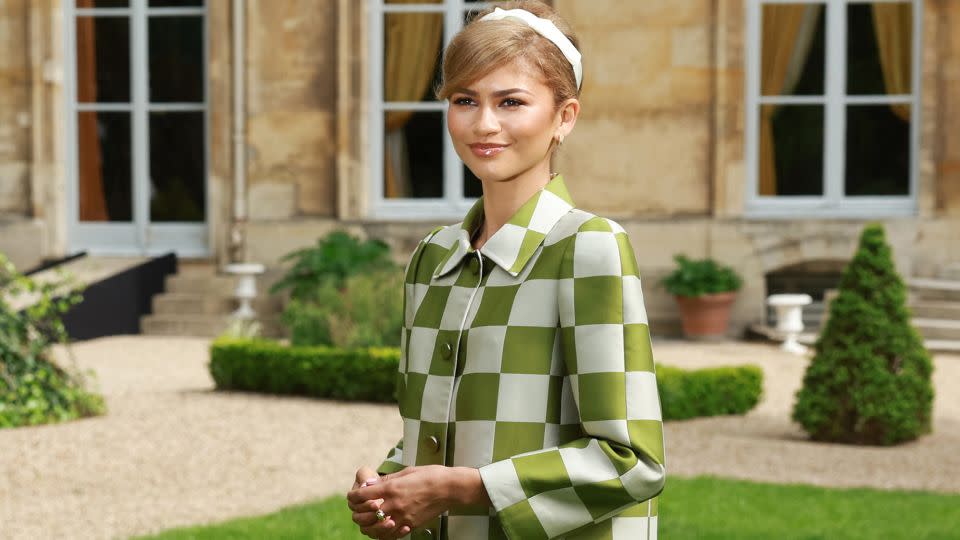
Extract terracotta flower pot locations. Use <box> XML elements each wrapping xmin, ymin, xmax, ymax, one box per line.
<box><xmin>674</xmin><ymin>291</ymin><xmax>738</xmax><ymax>339</ymax></box>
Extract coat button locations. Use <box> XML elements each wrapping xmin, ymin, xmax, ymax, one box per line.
<box><xmin>468</xmin><ymin>256</ymin><xmax>480</xmax><ymax>274</ymax></box>
<box><xmin>426</xmin><ymin>435</ymin><xmax>440</xmax><ymax>453</ymax></box>
<box><xmin>441</xmin><ymin>341</ymin><xmax>453</xmax><ymax>359</ymax></box>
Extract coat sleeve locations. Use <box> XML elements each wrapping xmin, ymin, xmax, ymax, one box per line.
<box><xmin>377</xmin><ymin>226</ymin><xmax>446</xmax><ymax>475</ymax></box>
<box><xmin>478</xmin><ymin>216</ymin><xmax>666</xmax><ymax>539</ymax></box>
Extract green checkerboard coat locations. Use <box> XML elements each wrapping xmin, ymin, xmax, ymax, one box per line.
<box><xmin>378</xmin><ymin>174</ymin><xmax>666</xmax><ymax>539</ymax></box>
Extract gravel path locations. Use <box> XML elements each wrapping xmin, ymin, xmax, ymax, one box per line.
<box><xmin>0</xmin><ymin>336</ymin><xmax>957</xmax><ymax>540</ymax></box>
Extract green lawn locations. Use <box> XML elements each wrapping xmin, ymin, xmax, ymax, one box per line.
<box><xmin>136</xmin><ymin>476</ymin><xmax>960</xmax><ymax>540</ymax></box>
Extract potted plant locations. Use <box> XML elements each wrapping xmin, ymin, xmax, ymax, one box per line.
<box><xmin>660</xmin><ymin>254</ymin><xmax>743</xmax><ymax>339</ymax></box>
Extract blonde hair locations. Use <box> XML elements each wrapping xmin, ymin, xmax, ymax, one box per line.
<box><xmin>435</xmin><ymin>0</ymin><xmax>581</xmax><ymax>109</ymax></box>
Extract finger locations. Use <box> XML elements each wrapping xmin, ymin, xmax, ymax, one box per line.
<box><xmin>384</xmin><ymin>523</ymin><xmax>412</xmax><ymax>540</ymax></box>
<box><xmin>352</xmin><ymin>510</ymin><xmax>382</xmax><ymax>527</ymax></box>
<box><xmin>355</xmin><ymin>466</ymin><xmax>379</xmax><ymax>485</ymax></box>
<box><xmin>360</xmin><ymin>518</ymin><xmax>396</xmax><ymax>538</ymax></box>
<box><xmin>348</xmin><ymin>483</ymin><xmax>387</xmax><ymax>504</ymax></box>
<box><xmin>348</xmin><ymin>497</ymin><xmax>383</xmax><ymax>513</ymax></box>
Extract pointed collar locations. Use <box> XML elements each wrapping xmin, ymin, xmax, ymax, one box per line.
<box><xmin>433</xmin><ymin>174</ymin><xmax>576</xmax><ymax>279</ymax></box>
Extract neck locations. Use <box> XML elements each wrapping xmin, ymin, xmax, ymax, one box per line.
<box><xmin>474</xmin><ymin>160</ymin><xmax>553</xmax><ymax>249</ymax></box>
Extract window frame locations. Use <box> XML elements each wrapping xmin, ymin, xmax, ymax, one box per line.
<box><xmin>63</xmin><ymin>0</ymin><xmax>210</xmax><ymax>256</ymax></box>
<box><xmin>368</xmin><ymin>0</ymin><xmax>501</xmax><ymax>221</ymax></box>
<box><xmin>744</xmin><ymin>0</ymin><xmax>922</xmax><ymax>219</ymax></box>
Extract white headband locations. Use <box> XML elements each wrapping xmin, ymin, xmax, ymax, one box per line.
<box><xmin>479</xmin><ymin>7</ymin><xmax>583</xmax><ymax>90</ymax></box>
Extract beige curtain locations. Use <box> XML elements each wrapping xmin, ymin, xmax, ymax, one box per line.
<box><xmin>872</xmin><ymin>3</ymin><xmax>912</xmax><ymax>122</ymax></box>
<box><xmin>759</xmin><ymin>5</ymin><xmax>822</xmax><ymax>196</ymax></box>
<box><xmin>76</xmin><ymin>0</ymin><xmax>109</xmax><ymax>221</ymax></box>
<box><xmin>383</xmin><ymin>0</ymin><xmax>443</xmax><ymax>198</ymax></box>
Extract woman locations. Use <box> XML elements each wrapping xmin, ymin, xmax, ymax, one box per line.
<box><xmin>347</xmin><ymin>2</ymin><xmax>665</xmax><ymax>538</ymax></box>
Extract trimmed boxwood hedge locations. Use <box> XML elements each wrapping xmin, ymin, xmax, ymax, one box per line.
<box><xmin>656</xmin><ymin>365</ymin><xmax>763</xmax><ymax>420</ymax></box>
<box><xmin>209</xmin><ymin>339</ymin><xmax>764</xmax><ymax>419</ymax></box>
<box><xmin>209</xmin><ymin>339</ymin><xmax>401</xmax><ymax>403</ymax></box>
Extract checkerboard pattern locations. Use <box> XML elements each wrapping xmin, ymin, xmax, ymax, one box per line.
<box><xmin>377</xmin><ymin>175</ymin><xmax>665</xmax><ymax>540</ymax></box>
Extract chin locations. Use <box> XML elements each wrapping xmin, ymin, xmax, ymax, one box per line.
<box><xmin>466</xmin><ymin>163</ymin><xmax>522</xmax><ymax>183</ymax></box>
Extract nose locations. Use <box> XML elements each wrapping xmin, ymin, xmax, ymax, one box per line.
<box><xmin>473</xmin><ymin>104</ymin><xmax>500</xmax><ymax>137</ymax></box>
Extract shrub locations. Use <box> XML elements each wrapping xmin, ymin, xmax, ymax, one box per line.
<box><xmin>209</xmin><ymin>338</ymin><xmax>400</xmax><ymax>402</ymax></box>
<box><xmin>657</xmin><ymin>364</ymin><xmax>763</xmax><ymax>420</ymax></box>
<box><xmin>283</xmin><ymin>269</ymin><xmax>404</xmax><ymax>348</ymax></box>
<box><xmin>0</xmin><ymin>253</ymin><xmax>106</xmax><ymax>429</ymax></box>
<box><xmin>792</xmin><ymin>224</ymin><xmax>934</xmax><ymax>445</ymax></box>
<box><xmin>270</xmin><ymin>230</ymin><xmax>397</xmax><ymax>300</ymax></box>
<box><xmin>660</xmin><ymin>254</ymin><xmax>743</xmax><ymax>297</ymax></box>
<box><xmin>209</xmin><ymin>339</ymin><xmax>763</xmax><ymax>419</ymax></box>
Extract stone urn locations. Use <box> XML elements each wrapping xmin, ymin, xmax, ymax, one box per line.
<box><xmin>674</xmin><ymin>291</ymin><xmax>738</xmax><ymax>339</ymax></box>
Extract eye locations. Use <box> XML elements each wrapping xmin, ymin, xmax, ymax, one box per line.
<box><xmin>452</xmin><ymin>97</ymin><xmax>475</xmax><ymax>106</ymax></box>
<box><xmin>501</xmin><ymin>98</ymin><xmax>524</xmax><ymax>107</ymax></box>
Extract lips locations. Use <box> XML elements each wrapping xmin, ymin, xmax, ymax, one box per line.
<box><xmin>469</xmin><ymin>143</ymin><xmax>509</xmax><ymax>158</ymax></box>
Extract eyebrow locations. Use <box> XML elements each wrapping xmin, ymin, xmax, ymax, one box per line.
<box><xmin>453</xmin><ymin>88</ymin><xmax>533</xmax><ymax>98</ymax></box>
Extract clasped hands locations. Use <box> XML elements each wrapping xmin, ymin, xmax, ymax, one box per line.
<box><xmin>347</xmin><ymin>464</ymin><xmax>491</xmax><ymax>539</ymax></box>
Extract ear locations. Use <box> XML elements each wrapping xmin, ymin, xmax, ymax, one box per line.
<box><xmin>555</xmin><ymin>98</ymin><xmax>580</xmax><ymax>139</ymax></box>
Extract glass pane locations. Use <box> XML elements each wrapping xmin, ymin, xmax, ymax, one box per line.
<box><xmin>758</xmin><ymin>104</ymin><xmax>823</xmax><ymax>196</ymax></box>
<box><xmin>847</xmin><ymin>2</ymin><xmax>912</xmax><ymax>95</ymax></box>
<box><xmin>383</xmin><ymin>13</ymin><xmax>444</xmax><ymax>102</ymax></box>
<box><xmin>845</xmin><ymin>104</ymin><xmax>910</xmax><ymax>196</ymax></box>
<box><xmin>76</xmin><ymin>16</ymin><xmax>129</xmax><ymax>103</ymax></box>
<box><xmin>384</xmin><ymin>111</ymin><xmax>443</xmax><ymax>199</ymax></box>
<box><xmin>78</xmin><ymin>111</ymin><xmax>131</xmax><ymax>222</ymax></box>
<box><xmin>760</xmin><ymin>3</ymin><xmax>824</xmax><ymax>96</ymax></box>
<box><xmin>464</xmin><ymin>164</ymin><xmax>483</xmax><ymax>198</ymax></box>
<box><xmin>149</xmin><ymin>0</ymin><xmax>204</xmax><ymax>6</ymax></box>
<box><xmin>150</xmin><ymin>112</ymin><xmax>206</xmax><ymax>221</ymax></box>
<box><xmin>149</xmin><ymin>16</ymin><xmax>204</xmax><ymax>102</ymax></box>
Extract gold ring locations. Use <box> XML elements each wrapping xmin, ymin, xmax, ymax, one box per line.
<box><xmin>375</xmin><ymin>509</ymin><xmax>386</xmax><ymax>522</ymax></box>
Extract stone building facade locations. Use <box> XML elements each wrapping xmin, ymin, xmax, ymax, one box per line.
<box><xmin>1</xmin><ymin>0</ymin><xmax>958</xmax><ymax>337</ymax></box>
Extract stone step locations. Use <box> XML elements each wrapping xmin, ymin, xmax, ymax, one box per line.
<box><xmin>141</xmin><ymin>313</ymin><xmax>285</xmax><ymax>338</ymax></box>
<box><xmin>164</xmin><ymin>269</ymin><xmax>285</xmax><ymax>295</ymax></box>
<box><xmin>941</xmin><ymin>264</ymin><xmax>960</xmax><ymax>281</ymax></box>
<box><xmin>908</xmin><ymin>278</ymin><xmax>960</xmax><ymax>301</ymax></box>
<box><xmin>925</xmin><ymin>339</ymin><xmax>960</xmax><ymax>354</ymax></box>
<box><xmin>164</xmin><ymin>274</ymin><xmax>241</xmax><ymax>295</ymax></box>
<box><xmin>152</xmin><ymin>293</ymin><xmax>283</xmax><ymax>316</ymax></box>
<box><xmin>912</xmin><ymin>318</ymin><xmax>960</xmax><ymax>341</ymax></box>
<box><xmin>909</xmin><ymin>300</ymin><xmax>960</xmax><ymax>320</ymax></box>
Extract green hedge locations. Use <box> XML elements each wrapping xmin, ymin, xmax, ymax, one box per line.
<box><xmin>656</xmin><ymin>365</ymin><xmax>763</xmax><ymax>420</ymax></box>
<box><xmin>209</xmin><ymin>339</ymin><xmax>763</xmax><ymax>419</ymax></box>
<box><xmin>209</xmin><ymin>339</ymin><xmax>400</xmax><ymax>403</ymax></box>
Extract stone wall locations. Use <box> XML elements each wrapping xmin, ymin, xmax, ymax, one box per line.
<box><xmin>0</xmin><ymin>0</ymin><xmax>31</xmax><ymax>218</ymax></box>
<box><xmin>244</xmin><ymin>0</ymin><xmax>338</xmax><ymax>220</ymax></box>
<box><xmin>554</xmin><ymin>0</ymin><xmax>713</xmax><ymax>219</ymax></box>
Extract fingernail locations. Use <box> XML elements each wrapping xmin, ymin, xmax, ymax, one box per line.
<box><xmin>364</xmin><ymin>477</ymin><xmax>378</xmax><ymax>484</ymax></box>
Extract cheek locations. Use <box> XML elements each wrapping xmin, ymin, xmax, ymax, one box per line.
<box><xmin>507</xmin><ymin>111</ymin><xmax>556</xmax><ymax>144</ymax></box>
<box><xmin>447</xmin><ymin>112</ymin><xmax>469</xmax><ymax>142</ymax></box>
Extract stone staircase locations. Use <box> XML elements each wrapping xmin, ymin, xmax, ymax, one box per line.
<box><xmin>909</xmin><ymin>262</ymin><xmax>960</xmax><ymax>353</ymax></box>
<box><xmin>141</xmin><ymin>262</ymin><xmax>286</xmax><ymax>338</ymax></box>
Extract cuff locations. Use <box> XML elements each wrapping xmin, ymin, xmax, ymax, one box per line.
<box><xmin>479</xmin><ymin>459</ymin><xmax>549</xmax><ymax>539</ymax></box>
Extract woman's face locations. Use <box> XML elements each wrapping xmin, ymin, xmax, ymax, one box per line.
<box><xmin>447</xmin><ymin>62</ymin><xmax>574</xmax><ymax>184</ymax></box>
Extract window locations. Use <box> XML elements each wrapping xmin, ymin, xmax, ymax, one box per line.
<box><xmin>65</xmin><ymin>0</ymin><xmax>208</xmax><ymax>255</ymax></box>
<box><xmin>745</xmin><ymin>0</ymin><xmax>920</xmax><ymax>218</ymax></box>
<box><xmin>369</xmin><ymin>1</ymin><xmax>505</xmax><ymax>220</ymax></box>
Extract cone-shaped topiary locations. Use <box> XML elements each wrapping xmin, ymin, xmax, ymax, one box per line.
<box><xmin>792</xmin><ymin>224</ymin><xmax>934</xmax><ymax>445</ymax></box>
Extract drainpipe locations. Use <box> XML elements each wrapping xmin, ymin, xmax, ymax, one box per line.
<box><xmin>229</xmin><ymin>0</ymin><xmax>247</xmax><ymax>262</ymax></box>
